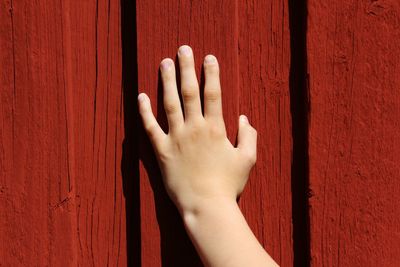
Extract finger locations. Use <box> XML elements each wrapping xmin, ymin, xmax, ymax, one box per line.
<box><xmin>203</xmin><ymin>55</ymin><xmax>223</xmax><ymax>121</ymax></box>
<box><xmin>177</xmin><ymin>45</ymin><xmax>202</xmax><ymax>120</ymax></box>
<box><xmin>237</xmin><ymin>115</ymin><xmax>257</xmax><ymax>165</ymax></box>
<box><xmin>138</xmin><ymin>93</ymin><xmax>167</xmax><ymax>147</ymax></box>
<box><xmin>160</xmin><ymin>58</ymin><xmax>184</xmax><ymax>131</ymax></box>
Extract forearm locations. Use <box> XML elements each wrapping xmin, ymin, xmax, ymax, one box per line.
<box><xmin>181</xmin><ymin>197</ymin><xmax>279</xmax><ymax>267</ymax></box>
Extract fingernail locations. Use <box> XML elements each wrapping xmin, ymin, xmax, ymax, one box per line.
<box><xmin>161</xmin><ymin>59</ymin><xmax>172</xmax><ymax>70</ymax></box>
<box><xmin>205</xmin><ymin>55</ymin><xmax>216</xmax><ymax>64</ymax></box>
<box><xmin>240</xmin><ymin>115</ymin><xmax>248</xmax><ymax>123</ymax></box>
<box><xmin>138</xmin><ymin>93</ymin><xmax>146</xmax><ymax>103</ymax></box>
<box><xmin>179</xmin><ymin>45</ymin><xmax>192</xmax><ymax>56</ymax></box>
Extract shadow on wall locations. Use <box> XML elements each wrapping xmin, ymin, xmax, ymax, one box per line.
<box><xmin>138</xmin><ymin>69</ymin><xmax>204</xmax><ymax>266</ymax></box>
<box><xmin>121</xmin><ymin>0</ymin><xmax>311</xmax><ymax>266</ymax></box>
<box><xmin>120</xmin><ymin>0</ymin><xmax>202</xmax><ymax>266</ymax></box>
<box><xmin>288</xmin><ymin>0</ymin><xmax>311</xmax><ymax>266</ymax></box>
<box><xmin>120</xmin><ymin>0</ymin><xmax>141</xmax><ymax>266</ymax></box>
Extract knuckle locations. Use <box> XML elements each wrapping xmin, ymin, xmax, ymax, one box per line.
<box><xmin>204</xmin><ymin>88</ymin><xmax>221</xmax><ymax>102</ymax></box>
<box><xmin>189</xmin><ymin>129</ymin><xmax>201</xmax><ymax>142</ymax></box>
<box><xmin>162</xmin><ymin>70</ymin><xmax>174</xmax><ymax>81</ymax></box>
<box><xmin>181</xmin><ymin>87</ymin><xmax>198</xmax><ymax>101</ymax></box>
<box><xmin>243</xmin><ymin>150</ymin><xmax>257</xmax><ymax>165</ymax></box>
<box><xmin>187</xmin><ymin>122</ymin><xmax>204</xmax><ymax>140</ymax></box>
<box><xmin>164</xmin><ymin>101</ymin><xmax>179</xmax><ymax>114</ymax></box>
<box><xmin>208</xmin><ymin>123</ymin><xmax>225</xmax><ymax>138</ymax></box>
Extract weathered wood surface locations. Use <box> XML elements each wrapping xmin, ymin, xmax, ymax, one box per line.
<box><xmin>136</xmin><ymin>0</ymin><xmax>293</xmax><ymax>266</ymax></box>
<box><xmin>307</xmin><ymin>1</ymin><xmax>400</xmax><ymax>266</ymax></box>
<box><xmin>238</xmin><ymin>1</ymin><xmax>293</xmax><ymax>266</ymax></box>
<box><xmin>1</xmin><ymin>0</ymin><xmax>293</xmax><ymax>266</ymax></box>
<box><xmin>0</xmin><ymin>0</ymin><xmax>128</xmax><ymax>266</ymax></box>
<box><xmin>3</xmin><ymin>0</ymin><xmax>398</xmax><ymax>266</ymax></box>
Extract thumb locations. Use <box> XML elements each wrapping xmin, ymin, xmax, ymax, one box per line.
<box><xmin>138</xmin><ymin>93</ymin><xmax>167</xmax><ymax>148</ymax></box>
<box><xmin>237</xmin><ymin>115</ymin><xmax>257</xmax><ymax>164</ymax></box>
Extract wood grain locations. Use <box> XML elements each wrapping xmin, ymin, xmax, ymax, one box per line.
<box><xmin>136</xmin><ymin>0</ymin><xmax>293</xmax><ymax>266</ymax></box>
<box><xmin>0</xmin><ymin>0</ymin><xmax>128</xmax><ymax>265</ymax></box>
<box><xmin>6</xmin><ymin>0</ymin><xmax>398</xmax><ymax>266</ymax></box>
<box><xmin>238</xmin><ymin>1</ymin><xmax>293</xmax><ymax>266</ymax></box>
<box><xmin>67</xmin><ymin>0</ymin><xmax>128</xmax><ymax>265</ymax></box>
<box><xmin>307</xmin><ymin>0</ymin><xmax>400</xmax><ymax>266</ymax></box>
<box><xmin>0</xmin><ymin>0</ymin><xmax>77</xmax><ymax>265</ymax></box>
<box><xmin>0</xmin><ymin>0</ymin><xmax>294</xmax><ymax>265</ymax></box>
<box><xmin>136</xmin><ymin>1</ymin><xmax>239</xmax><ymax>266</ymax></box>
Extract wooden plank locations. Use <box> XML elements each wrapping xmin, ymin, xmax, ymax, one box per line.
<box><xmin>0</xmin><ymin>1</ymin><xmax>77</xmax><ymax>265</ymax></box>
<box><xmin>0</xmin><ymin>0</ymin><xmax>129</xmax><ymax>265</ymax></box>
<box><xmin>136</xmin><ymin>0</ymin><xmax>239</xmax><ymax>265</ymax></box>
<box><xmin>63</xmin><ymin>0</ymin><xmax>129</xmax><ymax>265</ymax></box>
<box><xmin>307</xmin><ymin>1</ymin><xmax>400</xmax><ymax>266</ymax></box>
<box><xmin>238</xmin><ymin>1</ymin><xmax>293</xmax><ymax>266</ymax></box>
<box><xmin>0</xmin><ymin>0</ymin><xmax>294</xmax><ymax>265</ymax></box>
<box><xmin>68</xmin><ymin>0</ymin><xmax>130</xmax><ymax>265</ymax></box>
<box><xmin>137</xmin><ymin>0</ymin><xmax>293</xmax><ymax>265</ymax></box>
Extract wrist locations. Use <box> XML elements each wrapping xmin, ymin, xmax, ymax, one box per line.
<box><xmin>169</xmin><ymin>181</ymin><xmax>238</xmax><ymax>217</ymax></box>
<box><xmin>181</xmin><ymin>195</ymin><xmax>239</xmax><ymax>227</ymax></box>
<box><xmin>178</xmin><ymin>194</ymin><xmax>279</xmax><ymax>267</ymax></box>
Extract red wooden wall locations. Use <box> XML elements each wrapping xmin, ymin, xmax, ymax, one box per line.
<box><xmin>136</xmin><ymin>0</ymin><xmax>292</xmax><ymax>266</ymax></box>
<box><xmin>1</xmin><ymin>0</ymin><xmax>127</xmax><ymax>266</ymax></box>
<box><xmin>0</xmin><ymin>0</ymin><xmax>399</xmax><ymax>266</ymax></box>
<box><xmin>307</xmin><ymin>1</ymin><xmax>400</xmax><ymax>266</ymax></box>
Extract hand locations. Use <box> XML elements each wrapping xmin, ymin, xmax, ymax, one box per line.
<box><xmin>138</xmin><ymin>45</ymin><xmax>257</xmax><ymax>215</ymax></box>
<box><xmin>138</xmin><ymin>45</ymin><xmax>277</xmax><ymax>267</ymax></box>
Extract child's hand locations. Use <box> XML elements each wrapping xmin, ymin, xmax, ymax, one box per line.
<box><xmin>138</xmin><ymin>45</ymin><xmax>278</xmax><ymax>267</ymax></box>
<box><xmin>138</xmin><ymin>45</ymin><xmax>257</xmax><ymax>215</ymax></box>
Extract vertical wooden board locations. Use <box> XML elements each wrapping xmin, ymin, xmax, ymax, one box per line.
<box><xmin>0</xmin><ymin>1</ymin><xmax>77</xmax><ymax>265</ymax></box>
<box><xmin>136</xmin><ymin>0</ymin><xmax>240</xmax><ymax>265</ymax></box>
<box><xmin>238</xmin><ymin>1</ymin><xmax>293</xmax><ymax>266</ymax></box>
<box><xmin>307</xmin><ymin>1</ymin><xmax>400</xmax><ymax>266</ymax></box>
<box><xmin>1</xmin><ymin>0</ymin><xmax>130</xmax><ymax>266</ymax></box>
<box><xmin>65</xmin><ymin>0</ymin><xmax>128</xmax><ymax>265</ymax></box>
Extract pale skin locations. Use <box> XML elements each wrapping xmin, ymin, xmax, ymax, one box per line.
<box><xmin>138</xmin><ymin>45</ymin><xmax>279</xmax><ymax>267</ymax></box>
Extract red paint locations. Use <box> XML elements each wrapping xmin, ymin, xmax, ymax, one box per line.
<box><xmin>308</xmin><ymin>0</ymin><xmax>400</xmax><ymax>266</ymax></box>
<box><xmin>238</xmin><ymin>1</ymin><xmax>293</xmax><ymax>266</ymax></box>
<box><xmin>1</xmin><ymin>0</ymin><xmax>397</xmax><ymax>266</ymax></box>
<box><xmin>137</xmin><ymin>0</ymin><xmax>292</xmax><ymax>266</ymax></box>
<box><xmin>1</xmin><ymin>1</ymin><xmax>126</xmax><ymax>266</ymax></box>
